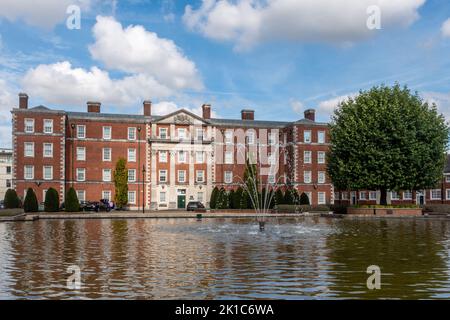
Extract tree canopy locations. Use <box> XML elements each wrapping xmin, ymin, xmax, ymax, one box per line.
<box><xmin>327</xmin><ymin>84</ymin><xmax>449</xmax><ymax>205</ymax></box>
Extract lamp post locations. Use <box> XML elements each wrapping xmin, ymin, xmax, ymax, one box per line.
<box><xmin>137</xmin><ymin>127</ymin><xmax>141</xmax><ymax>212</ymax></box>
<box><xmin>142</xmin><ymin>164</ymin><xmax>146</xmax><ymax>213</ymax></box>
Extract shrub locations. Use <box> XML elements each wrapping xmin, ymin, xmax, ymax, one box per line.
<box><xmin>4</xmin><ymin>189</ymin><xmax>20</xmax><ymax>209</ymax></box>
<box><xmin>65</xmin><ymin>187</ymin><xmax>80</xmax><ymax>212</ymax></box>
<box><xmin>23</xmin><ymin>188</ymin><xmax>38</xmax><ymax>212</ymax></box>
<box><xmin>210</xmin><ymin>187</ymin><xmax>219</xmax><ymax>209</ymax></box>
<box><xmin>113</xmin><ymin>158</ymin><xmax>128</xmax><ymax>209</ymax></box>
<box><xmin>44</xmin><ymin>187</ymin><xmax>59</xmax><ymax>212</ymax></box>
<box><xmin>240</xmin><ymin>190</ymin><xmax>249</xmax><ymax>209</ymax></box>
<box><xmin>228</xmin><ymin>189</ymin><xmax>235</xmax><ymax>209</ymax></box>
<box><xmin>299</xmin><ymin>192</ymin><xmax>310</xmax><ymax>205</ymax></box>
<box><xmin>217</xmin><ymin>188</ymin><xmax>229</xmax><ymax>209</ymax></box>
<box><xmin>284</xmin><ymin>188</ymin><xmax>294</xmax><ymax>205</ymax></box>
<box><xmin>275</xmin><ymin>189</ymin><xmax>284</xmax><ymax>206</ymax></box>
<box><xmin>233</xmin><ymin>187</ymin><xmax>243</xmax><ymax>209</ymax></box>
<box><xmin>330</xmin><ymin>204</ymin><xmax>348</xmax><ymax>214</ymax></box>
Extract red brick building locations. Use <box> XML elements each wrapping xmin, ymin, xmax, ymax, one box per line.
<box><xmin>11</xmin><ymin>93</ymin><xmax>334</xmax><ymax>209</ymax></box>
<box><xmin>14</xmin><ymin>92</ymin><xmax>450</xmax><ymax>209</ymax></box>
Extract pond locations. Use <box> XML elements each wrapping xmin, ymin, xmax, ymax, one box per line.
<box><xmin>0</xmin><ymin>217</ymin><xmax>449</xmax><ymax>299</ymax></box>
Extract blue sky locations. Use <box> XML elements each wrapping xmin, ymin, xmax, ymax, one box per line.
<box><xmin>2</xmin><ymin>0</ymin><xmax>450</xmax><ymax>147</ymax></box>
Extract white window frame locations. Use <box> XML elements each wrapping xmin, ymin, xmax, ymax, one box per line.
<box><xmin>318</xmin><ymin>151</ymin><xmax>326</xmax><ymax>164</ymax></box>
<box><xmin>102</xmin><ymin>169</ymin><xmax>112</xmax><ymax>182</ymax></box>
<box><xmin>268</xmin><ymin>174</ymin><xmax>275</xmax><ymax>184</ymax></box>
<box><xmin>103</xmin><ymin>148</ymin><xmax>112</xmax><ymax>162</ymax></box>
<box><xmin>446</xmin><ymin>189</ymin><xmax>450</xmax><ymax>200</ymax></box>
<box><xmin>224</xmin><ymin>171</ymin><xmax>233</xmax><ymax>184</ymax></box>
<box><xmin>196</xmin><ymin>151</ymin><xmax>204</xmax><ymax>163</ymax></box>
<box><xmin>359</xmin><ymin>191</ymin><xmax>367</xmax><ymax>200</ymax></box>
<box><xmin>128</xmin><ymin>127</ymin><xmax>136</xmax><ymax>141</ymax></box>
<box><xmin>268</xmin><ymin>132</ymin><xmax>276</xmax><ymax>145</ymax></box>
<box><xmin>177</xmin><ymin>128</ymin><xmax>186</xmax><ymax>140</ymax></box>
<box><xmin>43</xmin><ymin>143</ymin><xmax>53</xmax><ymax>158</ymax></box>
<box><xmin>43</xmin><ymin>119</ymin><xmax>53</xmax><ymax>134</ymax></box>
<box><xmin>76</xmin><ymin>147</ymin><xmax>86</xmax><ymax>161</ymax></box>
<box><xmin>196</xmin><ymin>170</ymin><xmax>205</xmax><ymax>183</ymax></box>
<box><xmin>43</xmin><ymin>166</ymin><xmax>53</xmax><ymax>180</ymax></box>
<box><xmin>77</xmin><ymin>125</ymin><xmax>86</xmax><ymax>139</ymax></box>
<box><xmin>304</xmin><ymin>171</ymin><xmax>312</xmax><ymax>184</ymax></box>
<box><xmin>225</xmin><ymin>151</ymin><xmax>233</xmax><ymax>164</ymax></box>
<box><xmin>103</xmin><ymin>126</ymin><xmax>112</xmax><ymax>140</ymax></box>
<box><xmin>102</xmin><ymin>191</ymin><xmax>111</xmax><ymax>201</ymax></box>
<box><xmin>403</xmin><ymin>191</ymin><xmax>413</xmax><ymax>200</ymax></box>
<box><xmin>76</xmin><ymin>168</ymin><xmax>86</xmax><ymax>182</ymax></box>
<box><xmin>178</xmin><ymin>150</ymin><xmax>186</xmax><ymax>163</ymax></box>
<box><xmin>318</xmin><ymin>192</ymin><xmax>326</xmax><ymax>205</ymax></box>
<box><xmin>159</xmin><ymin>151</ymin><xmax>167</xmax><ymax>163</ymax></box>
<box><xmin>304</xmin><ymin>151</ymin><xmax>312</xmax><ymax>164</ymax></box>
<box><xmin>391</xmin><ymin>191</ymin><xmax>400</xmax><ymax>200</ymax></box>
<box><xmin>246</xmin><ymin>131</ymin><xmax>255</xmax><ymax>144</ymax></box>
<box><xmin>430</xmin><ymin>189</ymin><xmax>442</xmax><ymax>200</ymax></box>
<box><xmin>24</xmin><ymin>118</ymin><xmax>34</xmax><ymax>133</ymax></box>
<box><xmin>159</xmin><ymin>128</ymin><xmax>168</xmax><ymax>139</ymax></box>
<box><xmin>160</xmin><ymin>191</ymin><xmax>167</xmax><ymax>203</ymax></box>
<box><xmin>159</xmin><ymin>170</ymin><xmax>167</xmax><ymax>183</ymax></box>
<box><xmin>128</xmin><ymin>191</ymin><xmax>136</xmax><ymax>204</ymax></box>
<box><xmin>24</xmin><ymin>142</ymin><xmax>34</xmax><ymax>157</ymax></box>
<box><xmin>128</xmin><ymin>148</ymin><xmax>136</xmax><ymax>162</ymax></box>
<box><xmin>178</xmin><ymin>170</ymin><xmax>186</xmax><ymax>183</ymax></box>
<box><xmin>128</xmin><ymin>169</ymin><xmax>136</xmax><ymax>182</ymax></box>
<box><xmin>224</xmin><ymin>131</ymin><xmax>233</xmax><ymax>144</ymax></box>
<box><xmin>24</xmin><ymin>165</ymin><xmax>34</xmax><ymax>180</ymax></box>
<box><xmin>446</xmin><ymin>175</ymin><xmax>450</xmax><ymax>183</ymax></box>
<box><xmin>318</xmin><ymin>171</ymin><xmax>326</xmax><ymax>184</ymax></box>
<box><xmin>304</xmin><ymin>130</ymin><xmax>311</xmax><ymax>143</ymax></box>
<box><xmin>196</xmin><ymin>128</ymin><xmax>204</xmax><ymax>141</ymax></box>
<box><xmin>76</xmin><ymin>190</ymin><xmax>86</xmax><ymax>201</ymax></box>
<box><xmin>369</xmin><ymin>191</ymin><xmax>377</xmax><ymax>201</ymax></box>
<box><xmin>318</xmin><ymin>131</ymin><xmax>325</xmax><ymax>144</ymax></box>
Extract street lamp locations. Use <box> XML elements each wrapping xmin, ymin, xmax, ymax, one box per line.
<box><xmin>142</xmin><ymin>164</ymin><xmax>146</xmax><ymax>214</ymax></box>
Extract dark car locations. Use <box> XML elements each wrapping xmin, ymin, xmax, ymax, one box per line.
<box><xmin>83</xmin><ymin>200</ymin><xmax>111</xmax><ymax>212</ymax></box>
<box><xmin>186</xmin><ymin>201</ymin><xmax>205</xmax><ymax>211</ymax></box>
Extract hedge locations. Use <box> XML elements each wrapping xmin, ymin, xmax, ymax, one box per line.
<box><xmin>23</xmin><ymin>188</ymin><xmax>38</xmax><ymax>212</ymax></box>
<box><xmin>44</xmin><ymin>187</ymin><xmax>59</xmax><ymax>212</ymax></box>
<box><xmin>4</xmin><ymin>189</ymin><xmax>20</xmax><ymax>209</ymax></box>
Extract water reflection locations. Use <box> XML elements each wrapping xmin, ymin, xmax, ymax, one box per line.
<box><xmin>0</xmin><ymin>217</ymin><xmax>449</xmax><ymax>299</ymax></box>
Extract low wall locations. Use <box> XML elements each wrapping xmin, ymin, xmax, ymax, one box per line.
<box><xmin>347</xmin><ymin>207</ymin><xmax>423</xmax><ymax>216</ymax></box>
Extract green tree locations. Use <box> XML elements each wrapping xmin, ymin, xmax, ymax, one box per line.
<box><xmin>217</xmin><ymin>188</ymin><xmax>229</xmax><ymax>209</ymax></box>
<box><xmin>275</xmin><ymin>189</ymin><xmax>284</xmax><ymax>206</ymax></box>
<box><xmin>228</xmin><ymin>189</ymin><xmax>236</xmax><ymax>209</ymax></box>
<box><xmin>328</xmin><ymin>84</ymin><xmax>449</xmax><ymax>205</ymax></box>
<box><xmin>65</xmin><ymin>187</ymin><xmax>80</xmax><ymax>212</ymax></box>
<box><xmin>210</xmin><ymin>187</ymin><xmax>219</xmax><ymax>209</ymax></box>
<box><xmin>284</xmin><ymin>188</ymin><xmax>294</xmax><ymax>205</ymax></box>
<box><xmin>300</xmin><ymin>192</ymin><xmax>310</xmax><ymax>205</ymax></box>
<box><xmin>113</xmin><ymin>158</ymin><xmax>128</xmax><ymax>209</ymax></box>
<box><xmin>4</xmin><ymin>189</ymin><xmax>20</xmax><ymax>209</ymax></box>
<box><xmin>44</xmin><ymin>187</ymin><xmax>59</xmax><ymax>212</ymax></box>
<box><xmin>233</xmin><ymin>187</ymin><xmax>243</xmax><ymax>209</ymax></box>
<box><xmin>23</xmin><ymin>188</ymin><xmax>38</xmax><ymax>212</ymax></box>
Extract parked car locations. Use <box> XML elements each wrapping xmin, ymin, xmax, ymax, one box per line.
<box><xmin>186</xmin><ymin>201</ymin><xmax>205</xmax><ymax>211</ymax></box>
<box><xmin>83</xmin><ymin>200</ymin><xmax>112</xmax><ymax>212</ymax></box>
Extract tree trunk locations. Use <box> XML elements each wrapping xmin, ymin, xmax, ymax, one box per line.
<box><xmin>380</xmin><ymin>188</ymin><xmax>387</xmax><ymax>206</ymax></box>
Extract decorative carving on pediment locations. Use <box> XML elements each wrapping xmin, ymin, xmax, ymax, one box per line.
<box><xmin>174</xmin><ymin>114</ymin><xmax>192</xmax><ymax>124</ymax></box>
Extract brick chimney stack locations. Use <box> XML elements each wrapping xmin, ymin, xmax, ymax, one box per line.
<box><xmin>143</xmin><ymin>100</ymin><xmax>152</xmax><ymax>116</ymax></box>
<box><xmin>19</xmin><ymin>93</ymin><xmax>28</xmax><ymax>109</ymax></box>
<box><xmin>304</xmin><ymin>109</ymin><xmax>315</xmax><ymax>122</ymax></box>
<box><xmin>202</xmin><ymin>104</ymin><xmax>211</xmax><ymax>119</ymax></box>
<box><xmin>87</xmin><ymin>102</ymin><xmax>101</xmax><ymax>113</ymax></box>
<box><xmin>241</xmin><ymin>109</ymin><xmax>254</xmax><ymax>120</ymax></box>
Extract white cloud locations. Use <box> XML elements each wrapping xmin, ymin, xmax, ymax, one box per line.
<box><xmin>317</xmin><ymin>93</ymin><xmax>357</xmax><ymax>115</ymax></box>
<box><xmin>21</xmin><ymin>16</ymin><xmax>203</xmax><ymax>110</ymax></box>
<box><xmin>22</xmin><ymin>61</ymin><xmax>173</xmax><ymax>109</ymax></box>
<box><xmin>89</xmin><ymin>16</ymin><xmax>202</xmax><ymax>90</ymax></box>
<box><xmin>422</xmin><ymin>92</ymin><xmax>450</xmax><ymax>121</ymax></box>
<box><xmin>441</xmin><ymin>18</ymin><xmax>450</xmax><ymax>38</ymax></box>
<box><xmin>183</xmin><ymin>0</ymin><xmax>426</xmax><ymax>50</ymax></box>
<box><xmin>0</xmin><ymin>0</ymin><xmax>91</xmax><ymax>29</ymax></box>
<box><xmin>290</xmin><ymin>100</ymin><xmax>304</xmax><ymax>115</ymax></box>
<box><xmin>0</xmin><ymin>79</ymin><xmax>16</xmax><ymax>147</ymax></box>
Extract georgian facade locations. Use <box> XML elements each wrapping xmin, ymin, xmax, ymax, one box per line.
<box><xmin>11</xmin><ymin>93</ymin><xmax>332</xmax><ymax>209</ymax></box>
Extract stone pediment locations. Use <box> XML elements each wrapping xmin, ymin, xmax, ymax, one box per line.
<box><xmin>155</xmin><ymin>109</ymin><xmax>208</xmax><ymax>125</ymax></box>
